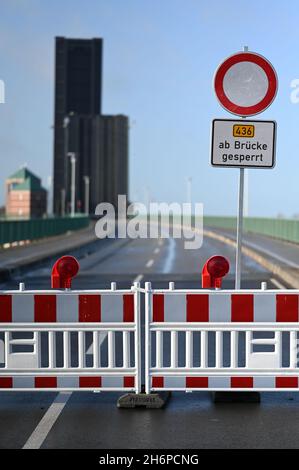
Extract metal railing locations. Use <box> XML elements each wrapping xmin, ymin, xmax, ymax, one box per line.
<box><xmin>0</xmin><ymin>215</ymin><xmax>89</xmax><ymax>245</ymax></box>
<box><xmin>203</xmin><ymin>216</ymin><xmax>299</xmax><ymax>244</ymax></box>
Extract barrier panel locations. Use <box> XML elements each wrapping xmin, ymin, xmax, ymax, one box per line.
<box><xmin>2</xmin><ymin>274</ymin><xmax>299</xmax><ymax>401</ymax></box>
<box><xmin>0</xmin><ymin>282</ymin><xmax>141</xmax><ymax>393</ymax></box>
<box><xmin>144</xmin><ymin>282</ymin><xmax>299</xmax><ymax>393</ymax></box>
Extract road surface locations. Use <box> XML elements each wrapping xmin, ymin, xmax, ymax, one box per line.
<box><xmin>0</xmin><ymin>232</ymin><xmax>297</xmax><ymax>449</ymax></box>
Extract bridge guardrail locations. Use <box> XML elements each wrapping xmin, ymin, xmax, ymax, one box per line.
<box><xmin>0</xmin><ymin>215</ymin><xmax>89</xmax><ymax>246</ymax></box>
<box><xmin>203</xmin><ymin>216</ymin><xmax>299</xmax><ymax>244</ymax></box>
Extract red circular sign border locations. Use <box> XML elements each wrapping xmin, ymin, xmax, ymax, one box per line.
<box><xmin>214</xmin><ymin>52</ymin><xmax>278</xmax><ymax>116</ymax></box>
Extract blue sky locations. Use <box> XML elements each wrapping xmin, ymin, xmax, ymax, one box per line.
<box><xmin>0</xmin><ymin>0</ymin><xmax>298</xmax><ymax>216</ymax></box>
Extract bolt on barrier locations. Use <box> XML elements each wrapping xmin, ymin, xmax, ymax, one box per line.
<box><xmin>0</xmin><ymin>281</ymin><xmax>141</xmax><ymax>393</ymax></box>
<box><xmin>144</xmin><ymin>281</ymin><xmax>299</xmax><ymax>394</ymax></box>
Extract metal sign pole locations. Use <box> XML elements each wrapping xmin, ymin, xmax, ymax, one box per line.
<box><xmin>235</xmin><ymin>167</ymin><xmax>244</xmax><ymax>289</ymax></box>
<box><xmin>235</xmin><ymin>45</ymin><xmax>248</xmax><ymax>290</ymax></box>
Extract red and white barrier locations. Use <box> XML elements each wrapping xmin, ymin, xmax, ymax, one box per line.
<box><xmin>0</xmin><ymin>283</ymin><xmax>141</xmax><ymax>393</ymax></box>
<box><xmin>3</xmin><ymin>254</ymin><xmax>299</xmax><ymax>399</ymax></box>
<box><xmin>152</xmin><ymin>292</ymin><xmax>299</xmax><ymax>323</ymax></box>
<box><xmin>0</xmin><ymin>291</ymin><xmax>134</xmax><ymax>323</ymax></box>
<box><xmin>0</xmin><ymin>375</ymin><xmax>136</xmax><ymax>391</ymax></box>
<box><xmin>145</xmin><ymin>282</ymin><xmax>299</xmax><ymax>394</ymax></box>
<box><xmin>151</xmin><ymin>376</ymin><xmax>299</xmax><ymax>390</ymax></box>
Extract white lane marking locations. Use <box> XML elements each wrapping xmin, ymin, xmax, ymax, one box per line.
<box><xmin>270</xmin><ymin>278</ymin><xmax>287</xmax><ymax>289</ymax></box>
<box><xmin>240</xmin><ymin>238</ymin><xmax>299</xmax><ymax>269</ymax></box>
<box><xmin>154</xmin><ymin>248</ymin><xmax>160</xmax><ymax>254</ymax></box>
<box><xmin>146</xmin><ymin>259</ymin><xmax>154</xmax><ymax>268</ymax></box>
<box><xmin>23</xmin><ymin>392</ymin><xmax>71</xmax><ymax>449</ymax></box>
<box><xmin>162</xmin><ymin>236</ymin><xmax>176</xmax><ymax>274</ymax></box>
<box><xmin>134</xmin><ymin>274</ymin><xmax>144</xmax><ymax>283</ymax></box>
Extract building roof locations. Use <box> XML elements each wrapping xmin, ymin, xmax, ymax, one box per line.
<box><xmin>8</xmin><ymin>167</ymin><xmax>40</xmax><ymax>182</ymax></box>
<box><xmin>8</xmin><ymin>167</ymin><xmax>46</xmax><ymax>192</ymax></box>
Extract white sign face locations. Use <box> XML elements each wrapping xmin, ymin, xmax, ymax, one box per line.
<box><xmin>223</xmin><ymin>61</ymin><xmax>269</xmax><ymax>107</ymax></box>
<box><xmin>211</xmin><ymin>119</ymin><xmax>276</xmax><ymax>169</ymax></box>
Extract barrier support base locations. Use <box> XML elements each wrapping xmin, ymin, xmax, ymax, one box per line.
<box><xmin>117</xmin><ymin>392</ymin><xmax>171</xmax><ymax>409</ymax></box>
<box><xmin>213</xmin><ymin>392</ymin><xmax>261</xmax><ymax>403</ymax></box>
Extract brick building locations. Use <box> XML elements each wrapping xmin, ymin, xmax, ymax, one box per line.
<box><xmin>5</xmin><ymin>168</ymin><xmax>47</xmax><ymax>218</ymax></box>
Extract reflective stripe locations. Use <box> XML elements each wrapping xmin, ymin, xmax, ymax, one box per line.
<box><xmin>57</xmin><ymin>376</ymin><xmax>79</xmax><ymax>388</ymax></box>
<box><xmin>254</xmin><ymin>294</ymin><xmax>276</xmax><ymax>322</ymax></box>
<box><xmin>164</xmin><ymin>376</ymin><xmax>185</xmax><ymax>388</ymax></box>
<box><xmin>209</xmin><ymin>294</ymin><xmax>231</xmax><ymax>322</ymax></box>
<box><xmin>208</xmin><ymin>376</ymin><xmax>230</xmax><ymax>388</ymax></box>
<box><xmin>102</xmin><ymin>376</ymin><xmax>123</xmax><ymax>388</ymax></box>
<box><xmin>164</xmin><ymin>294</ymin><xmax>186</xmax><ymax>322</ymax></box>
<box><xmin>276</xmin><ymin>295</ymin><xmax>299</xmax><ymax>322</ymax></box>
<box><xmin>254</xmin><ymin>376</ymin><xmax>275</xmax><ymax>388</ymax></box>
<box><xmin>101</xmin><ymin>295</ymin><xmax>123</xmax><ymax>322</ymax></box>
<box><xmin>0</xmin><ymin>295</ymin><xmax>12</xmax><ymax>322</ymax></box>
<box><xmin>57</xmin><ymin>295</ymin><xmax>78</xmax><ymax>322</ymax></box>
<box><xmin>12</xmin><ymin>295</ymin><xmax>34</xmax><ymax>322</ymax></box>
<box><xmin>231</xmin><ymin>294</ymin><xmax>254</xmax><ymax>322</ymax></box>
<box><xmin>13</xmin><ymin>377</ymin><xmax>35</xmax><ymax>388</ymax></box>
<box><xmin>35</xmin><ymin>295</ymin><xmax>56</xmax><ymax>322</ymax></box>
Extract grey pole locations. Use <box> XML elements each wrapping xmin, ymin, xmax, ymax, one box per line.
<box><xmin>235</xmin><ymin>168</ymin><xmax>244</xmax><ymax>289</ymax></box>
<box><xmin>235</xmin><ymin>45</ymin><xmax>249</xmax><ymax>290</ymax></box>
<box><xmin>61</xmin><ymin>188</ymin><xmax>66</xmax><ymax>217</ymax></box>
<box><xmin>186</xmin><ymin>176</ymin><xmax>192</xmax><ymax>206</ymax></box>
<box><xmin>83</xmin><ymin>176</ymin><xmax>90</xmax><ymax>215</ymax></box>
<box><xmin>244</xmin><ymin>169</ymin><xmax>249</xmax><ymax>217</ymax></box>
<box><xmin>47</xmin><ymin>175</ymin><xmax>52</xmax><ymax>217</ymax></box>
<box><xmin>63</xmin><ymin>116</ymin><xmax>70</xmax><ymax>216</ymax></box>
<box><xmin>68</xmin><ymin>152</ymin><xmax>76</xmax><ymax>217</ymax></box>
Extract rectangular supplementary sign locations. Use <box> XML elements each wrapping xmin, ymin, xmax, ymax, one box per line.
<box><xmin>211</xmin><ymin>119</ymin><xmax>276</xmax><ymax>169</ymax></box>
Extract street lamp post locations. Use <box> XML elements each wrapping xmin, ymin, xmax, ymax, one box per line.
<box><xmin>61</xmin><ymin>188</ymin><xmax>66</xmax><ymax>217</ymax></box>
<box><xmin>83</xmin><ymin>176</ymin><xmax>90</xmax><ymax>215</ymax></box>
<box><xmin>63</xmin><ymin>116</ymin><xmax>70</xmax><ymax>216</ymax></box>
<box><xmin>186</xmin><ymin>176</ymin><xmax>192</xmax><ymax>206</ymax></box>
<box><xmin>47</xmin><ymin>175</ymin><xmax>53</xmax><ymax>216</ymax></box>
<box><xmin>68</xmin><ymin>152</ymin><xmax>76</xmax><ymax>217</ymax></box>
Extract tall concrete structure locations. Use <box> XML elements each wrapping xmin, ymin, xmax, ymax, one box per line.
<box><xmin>53</xmin><ymin>37</ymin><xmax>129</xmax><ymax>215</ymax></box>
<box><xmin>67</xmin><ymin>114</ymin><xmax>129</xmax><ymax>213</ymax></box>
<box><xmin>53</xmin><ymin>37</ymin><xmax>102</xmax><ymax>214</ymax></box>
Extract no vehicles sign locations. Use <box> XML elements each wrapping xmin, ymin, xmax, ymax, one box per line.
<box><xmin>211</xmin><ymin>119</ymin><xmax>276</xmax><ymax>169</ymax></box>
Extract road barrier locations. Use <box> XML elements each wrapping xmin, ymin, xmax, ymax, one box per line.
<box><xmin>144</xmin><ymin>282</ymin><xmax>299</xmax><ymax>394</ymax></box>
<box><xmin>0</xmin><ymin>283</ymin><xmax>141</xmax><ymax>392</ymax></box>
<box><xmin>2</xmin><ymin>255</ymin><xmax>299</xmax><ymax>406</ymax></box>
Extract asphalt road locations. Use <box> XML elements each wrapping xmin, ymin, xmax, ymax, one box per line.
<box><xmin>0</xmin><ymin>232</ymin><xmax>297</xmax><ymax>449</ymax></box>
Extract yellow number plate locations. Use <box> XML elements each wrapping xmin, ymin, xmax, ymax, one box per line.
<box><xmin>233</xmin><ymin>124</ymin><xmax>255</xmax><ymax>138</ymax></box>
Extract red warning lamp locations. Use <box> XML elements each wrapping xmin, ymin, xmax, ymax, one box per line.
<box><xmin>51</xmin><ymin>256</ymin><xmax>79</xmax><ymax>289</ymax></box>
<box><xmin>202</xmin><ymin>255</ymin><xmax>230</xmax><ymax>289</ymax></box>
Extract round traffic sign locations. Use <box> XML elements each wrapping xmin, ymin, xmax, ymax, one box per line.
<box><xmin>214</xmin><ymin>52</ymin><xmax>278</xmax><ymax>116</ymax></box>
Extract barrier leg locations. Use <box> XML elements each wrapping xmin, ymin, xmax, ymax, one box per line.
<box><xmin>118</xmin><ymin>282</ymin><xmax>170</xmax><ymax>409</ymax></box>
